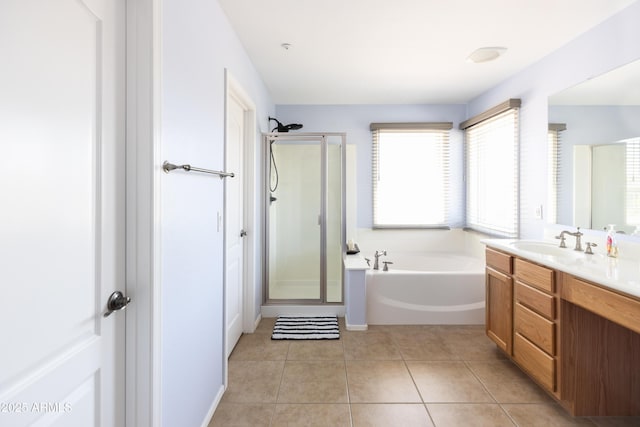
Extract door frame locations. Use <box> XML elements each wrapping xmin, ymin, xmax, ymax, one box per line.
<box><xmin>224</xmin><ymin>71</ymin><xmax>258</xmax><ymax>357</ymax></box>
<box><xmin>125</xmin><ymin>0</ymin><xmax>162</xmax><ymax>425</ymax></box>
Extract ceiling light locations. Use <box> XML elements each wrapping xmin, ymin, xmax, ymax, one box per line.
<box><xmin>281</xmin><ymin>43</ymin><xmax>292</xmax><ymax>50</ymax></box>
<box><xmin>467</xmin><ymin>47</ymin><xmax>507</xmax><ymax>63</ymax></box>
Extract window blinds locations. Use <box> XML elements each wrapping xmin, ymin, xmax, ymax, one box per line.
<box><xmin>371</xmin><ymin>123</ymin><xmax>452</xmax><ymax>228</ymax></box>
<box><xmin>547</xmin><ymin>124</ymin><xmax>566</xmax><ymax>225</ymax></box>
<box><xmin>463</xmin><ymin>107</ymin><xmax>519</xmax><ymax>237</ymax></box>
<box><xmin>626</xmin><ymin>138</ymin><xmax>640</xmax><ymax>225</ymax></box>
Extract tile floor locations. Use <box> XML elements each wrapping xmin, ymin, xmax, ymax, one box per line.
<box><xmin>209</xmin><ymin>318</ymin><xmax>640</xmax><ymax>426</ymax></box>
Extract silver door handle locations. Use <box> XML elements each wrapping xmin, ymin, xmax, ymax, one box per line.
<box><xmin>240</xmin><ymin>229</ymin><xmax>247</xmax><ymax>237</ymax></box>
<box><xmin>104</xmin><ymin>291</ymin><xmax>131</xmax><ymax>317</ymax></box>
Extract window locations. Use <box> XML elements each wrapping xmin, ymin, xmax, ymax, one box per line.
<box><xmin>547</xmin><ymin>124</ymin><xmax>566</xmax><ymax>225</ymax></box>
<box><xmin>462</xmin><ymin>100</ymin><xmax>520</xmax><ymax>237</ymax></box>
<box><xmin>371</xmin><ymin>122</ymin><xmax>452</xmax><ymax>228</ymax></box>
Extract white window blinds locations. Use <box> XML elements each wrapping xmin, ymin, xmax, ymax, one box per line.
<box><xmin>371</xmin><ymin>123</ymin><xmax>452</xmax><ymax>228</ymax></box>
<box><xmin>626</xmin><ymin>138</ymin><xmax>640</xmax><ymax>225</ymax></box>
<box><xmin>547</xmin><ymin>124</ymin><xmax>566</xmax><ymax>225</ymax></box>
<box><xmin>463</xmin><ymin>104</ymin><xmax>519</xmax><ymax>237</ymax></box>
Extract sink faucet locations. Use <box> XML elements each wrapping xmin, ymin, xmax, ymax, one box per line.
<box><xmin>555</xmin><ymin>227</ymin><xmax>583</xmax><ymax>251</ymax></box>
<box><xmin>373</xmin><ymin>250</ymin><xmax>386</xmax><ymax>270</ymax></box>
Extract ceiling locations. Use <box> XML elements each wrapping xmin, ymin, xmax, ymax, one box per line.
<box><xmin>218</xmin><ymin>0</ymin><xmax>637</xmax><ymax>105</ymax></box>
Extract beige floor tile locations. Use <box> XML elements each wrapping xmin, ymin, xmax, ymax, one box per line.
<box><xmin>277</xmin><ymin>361</ymin><xmax>348</xmax><ymax>403</ymax></box>
<box><xmin>346</xmin><ymin>360</ymin><xmax>421</xmax><ymax>403</ymax></box>
<box><xmin>590</xmin><ymin>417</ymin><xmax>640</xmax><ymax>427</ymax></box>
<box><xmin>351</xmin><ymin>403</ymin><xmax>434</xmax><ymax>427</ymax></box>
<box><xmin>393</xmin><ymin>330</ymin><xmax>461</xmax><ymax>361</ymax></box>
<box><xmin>502</xmin><ymin>403</ymin><xmax>596</xmax><ymax>426</ymax></box>
<box><xmin>427</xmin><ymin>403</ymin><xmax>515</xmax><ymax>427</ymax></box>
<box><xmin>437</xmin><ymin>326</ymin><xmax>508</xmax><ymax>361</ymax></box>
<box><xmin>222</xmin><ymin>361</ymin><xmax>284</xmax><ymax>403</ymax></box>
<box><xmin>287</xmin><ymin>339</ymin><xmax>345</xmax><ymax>360</ymax></box>
<box><xmin>407</xmin><ymin>361</ymin><xmax>494</xmax><ymax>403</ymax></box>
<box><xmin>343</xmin><ymin>331</ymin><xmax>402</xmax><ymax>360</ymax></box>
<box><xmin>254</xmin><ymin>317</ymin><xmax>277</xmax><ymax>334</ymax></box>
<box><xmin>208</xmin><ymin>403</ymin><xmax>274</xmax><ymax>426</ymax></box>
<box><xmin>229</xmin><ymin>333</ymin><xmax>290</xmax><ymax>361</ymax></box>
<box><xmin>271</xmin><ymin>404</ymin><xmax>351</xmax><ymax>427</ymax></box>
<box><xmin>466</xmin><ymin>360</ymin><xmax>554</xmax><ymax>403</ymax></box>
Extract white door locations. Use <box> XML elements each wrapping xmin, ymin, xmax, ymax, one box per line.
<box><xmin>225</xmin><ymin>95</ymin><xmax>245</xmax><ymax>358</ymax></box>
<box><xmin>0</xmin><ymin>1</ymin><xmax>126</xmax><ymax>426</ymax></box>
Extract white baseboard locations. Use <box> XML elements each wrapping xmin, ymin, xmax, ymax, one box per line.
<box><xmin>345</xmin><ymin>315</ymin><xmax>368</xmax><ymax>331</ymax></box>
<box><xmin>251</xmin><ymin>313</ymin><xmax>262</xmax><ymax>332</ymax></box>
<box><xmin>201</xmin><ymin>384</ymin><xmax>225</xmax><ymax>427</ymax></box>
<box><xmin>261</xmin><ymin>305</ymin><xmax>345</xmax><ymax>318</ymax></box>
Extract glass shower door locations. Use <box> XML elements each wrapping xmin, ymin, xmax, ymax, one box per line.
<box><xmin>267</xmin><ymin>138</ymin><xmax>322</xmax><ymax>301</ymax></box>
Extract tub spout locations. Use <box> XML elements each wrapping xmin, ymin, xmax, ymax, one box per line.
<box><xmin>373</xmin><ymin>250</ymin><xmax>387</xmax><ymax>270</ymax></box>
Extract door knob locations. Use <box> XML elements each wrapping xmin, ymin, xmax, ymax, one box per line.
<box><xmin>104</xmin><ymin>291</ymin><xmax>131</xmax><ymax>317</ymax></box>
<box><xmin>240</xmin><ymin>229</ymin><xmax>247</xmax><ymax>237</ymax></box>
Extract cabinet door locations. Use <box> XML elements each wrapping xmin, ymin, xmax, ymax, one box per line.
<box><xmin>486</xmin><ymin>267</ymin><xmax>513</xmax><ymax>354</ymax></box>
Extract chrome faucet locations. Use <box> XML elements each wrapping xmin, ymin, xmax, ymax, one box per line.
<box><xmin>373</xmin><ymin>250</ymin><xmax>386</xmax><ymax>270</ymax></box>
<box><xmin>555</xmin><ymin>227</ymin><xmax>583</xmax><ymax>251</ymax></box>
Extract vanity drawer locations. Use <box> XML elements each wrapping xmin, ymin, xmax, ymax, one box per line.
<box><xmin>514</xmin><ymin>303</ymin><xmax>555</xmax><ymax>355</ymax></box>
<box><xmin>514</xmin><ymin>258</ymin><xmax>554</xmax><ymax>293</ymax></box>
<box><xmin>515</xmin><ymin>281</ymin><xmax>555</xmax><ymax>319</ymax></box>
<box><xmin>486</xmin><ymin>248</ymin><xmax>512</xmax><ymax>275</ymax></box>
<box><xmin>514</xmin><ymin>332</ymin><xmax>555</xmax><ymax>392</ymax></box>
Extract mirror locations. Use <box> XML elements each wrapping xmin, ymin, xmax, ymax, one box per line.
<box><xmin>548</xmin><ymin>59</ymin><xmax>640</xmax><ymax>235</ymax></box>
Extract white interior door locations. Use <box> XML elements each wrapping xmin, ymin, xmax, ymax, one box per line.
<box><xmin>0</xmin><ymin>0</ymin><xmax>126</xmax><ymax>426</ymax></box>
<box><xmin>225</xmin><ymin>95</ymin><xmax>245</xmax><ymax>358</ymax></box>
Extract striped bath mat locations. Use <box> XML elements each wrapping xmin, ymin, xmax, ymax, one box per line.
<box><xmin>271</xmin><ymin>316</ymin><xmax>340</xmax><ymax>340</ymax></box>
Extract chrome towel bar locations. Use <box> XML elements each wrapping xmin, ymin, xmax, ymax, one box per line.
<box><xmin>162</xmin><ymin>161</ymin><xmax>234</xmax><ymax>179</ymax></box>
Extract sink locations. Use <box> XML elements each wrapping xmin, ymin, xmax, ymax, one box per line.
<box><xmin>508</xmin><ymin>240</ymin><xmax>583</xmax><ymax>258</ymax></box>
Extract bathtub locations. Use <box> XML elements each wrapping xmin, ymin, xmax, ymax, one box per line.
<box><xmin>365</xmin><ymin>252</ymin><xmax>485</xmax><ymax>325</ymax></box>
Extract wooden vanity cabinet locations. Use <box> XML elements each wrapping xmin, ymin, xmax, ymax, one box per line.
<box><xmin>512</xmin><ymin>259</ymin><xmax>558</xmax><ymax>394</ymax></box>
<box><xmin>485</xmin><ymin>248</ymin><xmax>513</xmax><ymax>355</ymax></box>
<box><xmin>485</xmin><ymin>244</ymin><xmax>640</xmax><ymax>416</ymax></box>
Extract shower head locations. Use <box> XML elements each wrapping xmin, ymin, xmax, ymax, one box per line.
<box><xmin>269</xmin><ymin>116</ymin><xmax>303</xmax><ymax>132</ymax></box>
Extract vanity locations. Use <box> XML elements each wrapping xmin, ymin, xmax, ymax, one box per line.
<box><xmin>484</xmin><ymin>239</ymin><xmax>640</xmax><ymax>416</ymax></box>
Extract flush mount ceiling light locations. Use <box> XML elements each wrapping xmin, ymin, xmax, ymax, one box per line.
<box><xmin>467</xmin><ymin>47</ymin><xmax>508</xmax><ymax>63</ymax></box>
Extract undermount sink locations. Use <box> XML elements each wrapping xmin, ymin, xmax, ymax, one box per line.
<box><xmin>508</xmin><ymin>240</ymin><xmax>583</xmax><ymax>258</ymax></box>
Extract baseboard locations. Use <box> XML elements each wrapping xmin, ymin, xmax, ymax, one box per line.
<box><xmin>345</xmin><ymin>314</ymin><xmax>368</xmax><ymax>331</ymax></box>
<box><xmin>261</xmin><ymin>305</ymin><xmax>345</xmax><ymax>318</ymax></box>
<box><xmin>252</xmin><ymin>313</ymin><xmax>262</xmax><ymax>332</ymax></box>
<box><xmin>201</xmin><ymin>384</ymin><xmax>225</xmax><ymax>427</ymax></box>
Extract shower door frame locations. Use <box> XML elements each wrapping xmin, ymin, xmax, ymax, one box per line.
<box><xmin>263</xmin><ymin>132</ymin><xmax>346</xmax><ymax>305</ymax></box>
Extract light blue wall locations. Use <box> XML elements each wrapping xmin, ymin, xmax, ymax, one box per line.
<box><xmin>275</xmin><ymin>104</ymin><xmax>467</xmax><ymax>228</ymax></box>
<box><xmin>160</xmin><ymin>0</ymin><xmax>273</xmax><ymax>425</ymax></box>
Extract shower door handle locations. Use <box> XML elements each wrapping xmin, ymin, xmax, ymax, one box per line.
<box><xmin>240</xmin><ymin>229</ymin><xmax>247</xmax><ymax>237</ymax></box>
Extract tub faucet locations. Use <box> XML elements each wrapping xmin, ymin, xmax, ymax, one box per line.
<box><xmin>373</xmin><ymin>250</ymin><xmax>387</xmax><ymax>270</ymax></box>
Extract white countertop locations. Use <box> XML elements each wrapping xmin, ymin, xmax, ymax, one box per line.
<box><xmin>343</xmin><ymin>253</ymin><xmax>371</xmax><ymax>270</ymax></box>
<box><xmin>483</xmin><ymin>239</ymin><xmax>640</xmax><ymax>299</ymax></box>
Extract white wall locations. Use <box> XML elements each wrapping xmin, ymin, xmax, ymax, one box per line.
<box><xmin>467</xmin><ymin>0</ymin><xmax>640</xmax><ymax>239</ymax></box>
<box><xmin>159</xmin><ymin>0</ymin><xmax>273</xmax><ymax>425</ymax></box>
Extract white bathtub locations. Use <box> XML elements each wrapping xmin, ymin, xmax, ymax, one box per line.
<box><xmin>366</xmin><ymin>252</ymin><xmax>485</xmax><ymax>325</ymax></box>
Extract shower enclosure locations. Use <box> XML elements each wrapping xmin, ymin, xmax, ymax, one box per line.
<box><xmin>263</xmin><ymin>132</ymin><xmax>346</xmax><ymax>304</ymax></box>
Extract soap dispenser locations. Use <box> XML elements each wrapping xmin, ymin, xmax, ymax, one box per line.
<box><xmin>606</xmin><ymin>224</ymin><xmax>619</xmax><ymax>258</ymax></box>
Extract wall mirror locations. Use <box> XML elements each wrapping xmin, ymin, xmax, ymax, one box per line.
<box><xmin>548</xmin><ymin>59</ymin><xmax>640</xmax><ymax>235</ymax></box>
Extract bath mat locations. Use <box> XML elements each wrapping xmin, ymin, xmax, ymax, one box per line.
<box><xmin>271</xmin><ymin>316</ymin><xmax>339</xmax><ymax>340</ymax></box>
